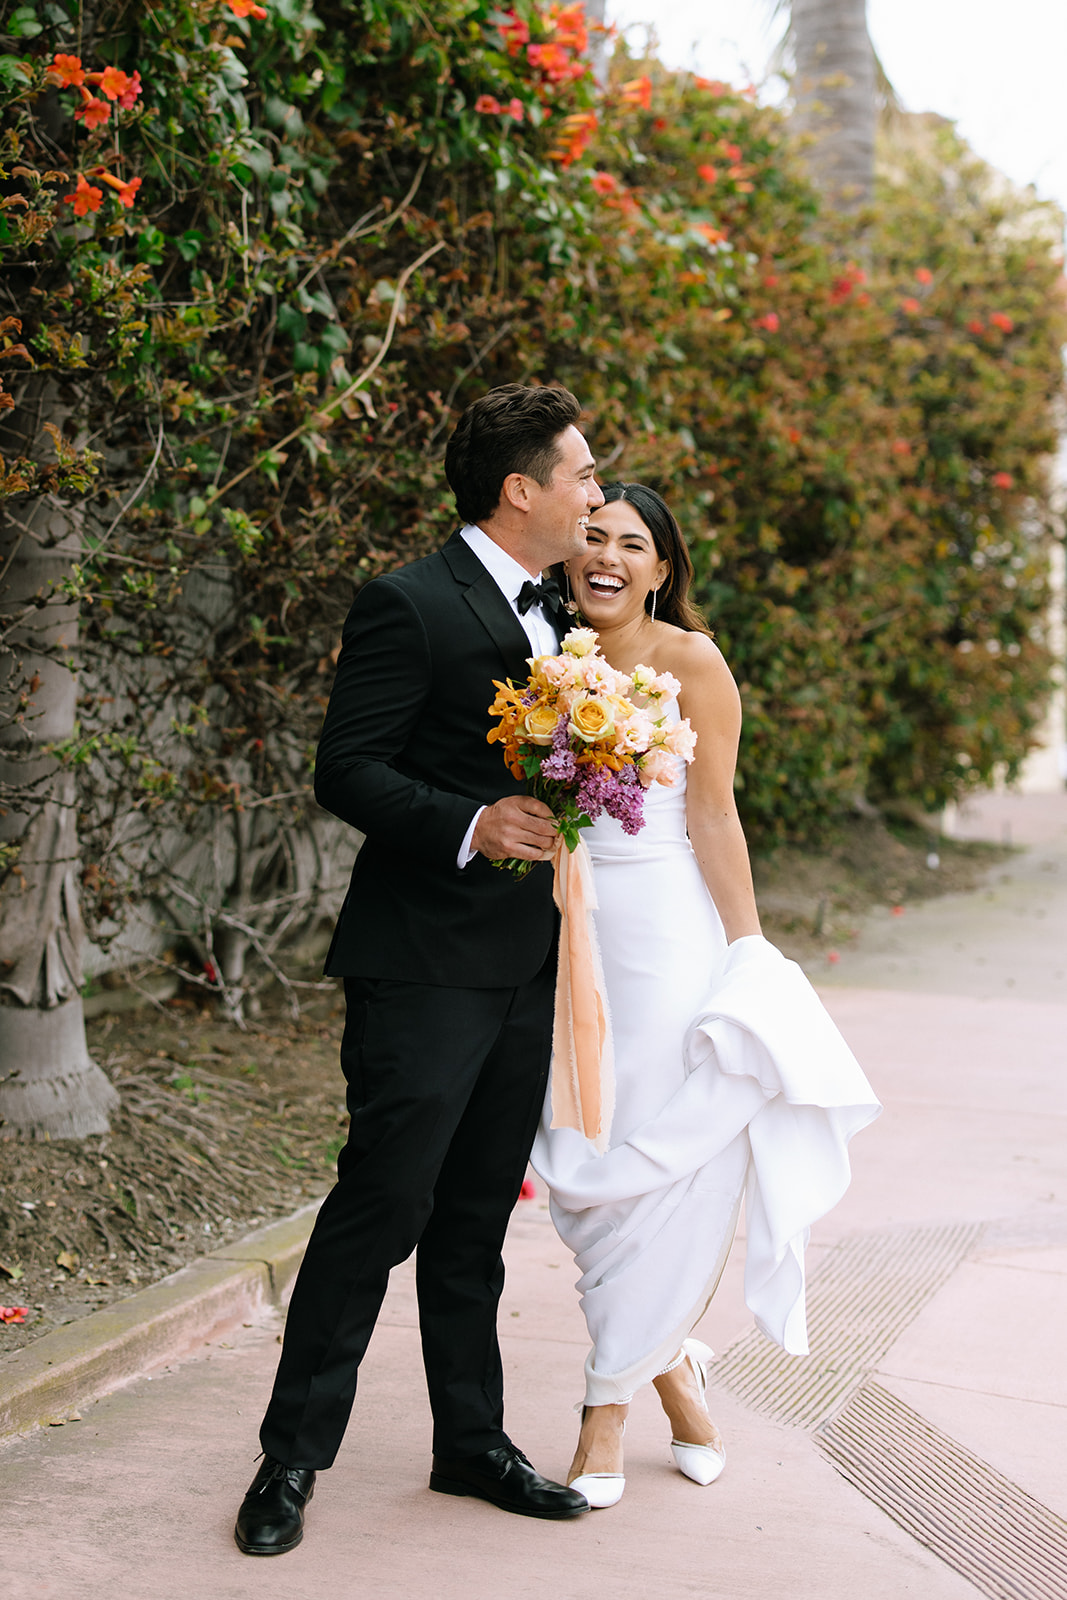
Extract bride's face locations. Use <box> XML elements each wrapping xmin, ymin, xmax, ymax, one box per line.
<box><xmin>566</xmin><ymin>500</ymin><xmax>669</xmax><ymax>627</ymax></box>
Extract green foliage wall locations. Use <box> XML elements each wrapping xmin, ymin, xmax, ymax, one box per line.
<box><xmin>0</xmin><ymin>0</ymin><xmax>1063</xmax><ymax>979</ymax></box>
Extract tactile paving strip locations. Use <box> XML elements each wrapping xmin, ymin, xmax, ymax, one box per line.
<box><xmin>711</xmin><ymin>1220</ymin><xmax>984</xmax><ymax>1429</ymax></box>
<box><xmin>818</xmin><ymin>1383</ymin><xmax>1067</xmax><ymax>1600</ymax></box>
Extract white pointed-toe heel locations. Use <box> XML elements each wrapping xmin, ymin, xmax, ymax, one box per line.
<box><xmin>568</xmin><ymin>1472</ymin><xmax>626</xmax><ymax>1508</ymax></box>
<box><xmin>670</xmin><ymin>1339</ymin><xmax>726</xmax><ymax>1486</ymax></box>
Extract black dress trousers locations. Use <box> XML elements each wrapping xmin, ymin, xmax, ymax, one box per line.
<box><xmin>259</xmin><ymin>954</ymin><xmax>556</xmax><ymax>1470</ymax></box>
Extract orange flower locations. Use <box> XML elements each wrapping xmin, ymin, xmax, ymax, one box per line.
<box><xmin>0</xmin><ymin>1306</ymin><xmax>29</xmax><ymax>1324</ymax></box>
<box><xmin>93</xmin><ymin>66</ymin><xmax>134</xmax><ymax>101</ymax></box>
<box><xmin>695</xmin><ymin>222</ymin><xmax>727</xmax><ymax>245</ymax></box>
<box><xmin>723</xmin><ymin>142</ymin><xmax>741</xmax><ymax>161</ymax></box>
<box><xmin>549</xmin><ymin>109</ymin><xmax>597</xmax><ymax>166</ymax></box>
<box><xmin>989</xmin><ymin>311</ymin><xmax>1014</xmax><ymax>332</ymax></box>
<box><xmin>787</xmin><ymin>427</ymin><xmax>801</xmax><ymax>445</ymax></box>
<box><xmin>499</xmin><ymin>11</ymin><xmax>530</xmax><ymax>54</ymax></box>
<box><xmin>75</xmin><ymin>89</ymin><xmax>110</xmax><ymax>128</ymax></box>
<box><xmin>48</xmin><ymin>53</ymin><xmax>85</xmax><ymax>87</ymax></box>
<box><xmin>474</xmin><ymin>94</ymin><xmax>502</xmax><ymax>113</ymax></box>
<box><xmin>619</xmin><ymin>75</ymin><xmax>652</xmax><ymax>110</ymax></box>
<box><xmin>967</xmin><ymin>318</ymin><xmax>985</xmax><ymax>335</ymax></box>
<box><xmin>755</xmin><ymin>312</ymin><xmax>779</xmax><ymax>333</ymax></box>
<box><xmin>528</xmin><ymin>41</ymin><xmax>571</xmax><ymax>81</ymax></box>
<box><xmin>227</xmin><ymin>0</ymin><xmax>268</xmax><ymax>16</ymax></box>
<box><xmin>992</xmin><ymin>471</ymin><xmax>1014</xmax><ymax>489</ymax></box>
<box><xmin>900</xmin><ymin>297</ymin><xmax>921</xmax><ymax>315</ymax></box>
<box><xmin>62</xmin><ymin>174</ymin><xmax>104</xmax><ymax>216</ymax></box>
<box><xmin>694</xmin><ymin>77</ymin><xmax>729</xmax><ymax>96</ymax></box>
<box><xmin>590</xmin><ymin>170</ymin><xmax>618</xmax><ymax>195</ymax></box>
<box><xmin>915</xmin><ymin>266</ymin><xmax>933</xmax><ymax>284</ymax></box>
<box><xmin>697</xmin><ymin>163</ymin><xmax>717</xmax><ymax>183</ymax></box>
<box><xmin>97</xmin><ymin>170</ymin><xmax>143</xmax><ymax>208</ymax></box>
<box><xmin>117</xmin><ymin>70</ymin><xmax>142</xmax><ymax>110</ymax></box>
<box><xmin>549</xmin><ymin>3</ymin><xmax>588</xmax><ymax>53</ymax></box>
<box><xmin>892</xmin><ymin>439</ymin><xmax>912</xmax><ymax>455</ymax></box>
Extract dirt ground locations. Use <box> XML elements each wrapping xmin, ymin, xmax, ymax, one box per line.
<box><xmin>0</xmin><ymin>816</ymin><xmax>1008</xmax><ymax>1354</ymax></box>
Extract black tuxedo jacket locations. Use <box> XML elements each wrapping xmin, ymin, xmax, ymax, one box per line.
<box><xmin>316</xmin><ymin>531</ymin><xmax>559</xmax><ymax>987</ymax></box>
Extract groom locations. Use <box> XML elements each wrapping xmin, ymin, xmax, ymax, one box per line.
<box><xmin>234</xmin><ymin>384</ymin><xmax>604</xmax><ymax>1554</ymax></box>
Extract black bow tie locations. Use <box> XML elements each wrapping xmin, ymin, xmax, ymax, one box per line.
<box><xmin>517</xmin><ymin>577</ymin><xmax>561</xmax><ymax>616</ymax></box>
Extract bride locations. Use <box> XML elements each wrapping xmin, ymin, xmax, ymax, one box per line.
<box><xmin>532</xmin><ymin>483</ymin><xmax>879</xmax><ymax>1508</ymax></box>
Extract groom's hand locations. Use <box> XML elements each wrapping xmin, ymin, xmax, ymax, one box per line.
<box><xmin>473</xmin><ymin>796</ymin><xmax>557</xmax><ymax>862</ymax></box>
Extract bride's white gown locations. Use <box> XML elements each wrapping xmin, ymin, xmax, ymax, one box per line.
<box><xmin>532</xmin><ymin>711</ymin><xmax>881</xmax><ymax>1407</ymax></box>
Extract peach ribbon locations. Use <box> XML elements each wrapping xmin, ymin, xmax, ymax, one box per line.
<box><xmin>549</xmin><ymin>833</ymin><xmax>615</xmax><ymax>1154</ymax></box>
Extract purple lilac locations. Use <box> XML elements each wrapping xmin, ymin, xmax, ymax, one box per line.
<box><xmin>602</xmin><ymin>764</ymin><xmax>647</xmax><ymax>835</ymax></box>
<box><xmin>539</xmin><ymin>718</ymin><xmax>578</xmax><ymax>783</ymax></box>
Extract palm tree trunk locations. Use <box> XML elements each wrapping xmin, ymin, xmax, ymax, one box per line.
<box><xmin>0</xmin><ymin>380</ymin><xmax>119</xmax><ymax>1139</ymax></box>
<box><xmin>790</xmin><ymin>0</ymin><xmax>876</xmax><ymax>206</ymax></box>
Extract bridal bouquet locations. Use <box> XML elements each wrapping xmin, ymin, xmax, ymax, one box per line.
<box><xmin>487</xmin><ymin>626</ymin><xmax>697</xmax><ymax>877</ymax></box>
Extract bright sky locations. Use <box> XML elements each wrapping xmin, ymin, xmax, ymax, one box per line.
<box><xmin>607</xmin><ymin>0</ymin><xmax>1067</xmax><ymax>225</ymax></box>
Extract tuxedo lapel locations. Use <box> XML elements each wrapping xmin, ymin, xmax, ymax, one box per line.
<box><xmin>441</xmin><ymin>530</ymin><xmax>534</xmax><ymax>675</ymax></box>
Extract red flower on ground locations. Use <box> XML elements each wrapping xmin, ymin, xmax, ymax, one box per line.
<box><xmin>62</xmin><ymin>174</ymin><xmax>104</xmax><ymax>216</ymax></box>
<box><xmin>590</xmin><ymin>170</ymin><xmax>618</xmax><ymax>195</ymax></box>
<box><xmin>992</xmin><ymin>471</ymin><xmax>1015</xmax><ymax>489</ymax></box>
<box><xmin>697</xmin><ymin>163</ymin><xmax>717</xmax><ymax>183</ymax></box>
<box><xmin>474</xmin><ymin>94</ymin><xmax>502</xmax><ymax>114</ymax></box>
<box><xmin>504</xmin><ymin>97</ymin><xmax>524</xmax><ymax>121</ymax></box>
<box><xmin>900</xmin><ymin>297</ymin><xmax>921</xmax><ymax>315</ymax></box>
<box><xmin>48</xmin><ymin>53</ymin><xmax>84</xmax><ymax>87</ymax></box>
<box><xmin>989</xmin><ymin>311</ymin><xmax>1014</xmax><ymax>332</ymax></box>
<box><xmin>915</xmin><ymin>267</ymin><xmax>933</xmax><ymax>284</ymax></box>
<box><xmin>226</xmin><ymin>0</ymin><xmax>268</xmax><ymax>16</ymax></box>
<box><xmin>891</xmin><ymin>905</ymin><xmax>904</xmax><ymax>917</ymax></box>
<box><xmin>619</xmin><ymin>75</ymin><xmax>652</xmax><ymax>110</ymax></box>
<box><xmin>518</xmin><ymin>1178</ymin><xmax>537</xmax><ymax>1200</ymax></box>
<box><xmin>0</xmin><ymin>1307</ymin><xmax>29</xmax><ymax>1325</ymax></box>
<box><xmin>755</xmin><ymin>312</ymin><xmax>779</xmax><ymax>332</ymax></box>
<box><xmin>827</xmin><ymin>951</ymin><xmax>840</xmax><ymax>964</ymax></box>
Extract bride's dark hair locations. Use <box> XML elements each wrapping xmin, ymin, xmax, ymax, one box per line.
<box><xmin>558</xmin><ymin>482</ymin><xmax>713</xmax><ymax>637</ymax></box>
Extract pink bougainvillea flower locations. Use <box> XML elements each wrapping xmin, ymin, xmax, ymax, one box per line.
<box><xmin>226</xmin><ymin>0</ymin><xmax>268</xmax><ymax>16</ymax></box>
<box><xmin>992</xmin><ymin>471</ymin><xmax>1015</xmax><ymax>489</ymax></box>
<box><xmin>915</xmin><ymin>266</ymin><xmax>933</xmax><ymax>284</ymax></box>
<box><xmin>95</xmin><ymin>66</ymin><xmax>137</xmax><ymax>102</ymax></box>
<box><xmin>503</xmin><ymin>97</ymin><xmax>524</xmax><ymax>121</ymax></box>
<box><xmin>590</xmin><ymin>170</ymin><xmax>618</xmax><ymax>195</ymax></box>
<box><xmin>967</xmin><ymin>318</ymin><xmax>986</xmax><ymax>335</ymax></box>
<box><xmin>0</xmin><ymin>1306</ymin><xmax>29</xmax><ymax>1325</ymax></box>
<box><xmin>48</xmin><ymin>53</ymin><xmax>85</xmax><ymax>87</ymax></box>
<box><xmin>989</xmin><ymin>311</ymin><xmax>1014</xmax><ymax>332</ymax></box>
<box><xmin>755</xmin><ymin>312</ymin><xmax>780</xmax><ymax>332</ymax></box>
<box><xmin>474</xmin><ymin>94</ymin><xmax>502</xmax><ymax>114</ymax></box>
<box><xmin>901</xmin><ymin>297</ymin><xmax>921</xmax><ymax>315</ymax></box>
<box><xmin>619</xmin><ymin>75</ymin><xmax>652</xmax><ymax>110</ymax></box>
<box><xmin>697</xmin><ymin>163</ymin><xmax>717</xmax><ymax>183</ymax></box>
<box><xmin>499</xmin><ymin>10</ymin><xmax>530</xmax><ymax>54</ymax></box>
<box><xmin>62</xmin><ymin>174</ymin><xmax>104</xmax><ymax>216</ymax></box>
<box><xmin>75</xmin><ymin>89</ymin><xmax>110</xmax><ymax>128</ymax></box>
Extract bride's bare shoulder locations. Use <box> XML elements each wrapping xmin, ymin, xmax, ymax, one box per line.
<box><xmin>654</xmin><ymin>626</ymin><xmax>734</xmax><ymax>685</ymax></box>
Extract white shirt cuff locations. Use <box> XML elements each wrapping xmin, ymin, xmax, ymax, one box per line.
<box><xmin>457</xmin><ymin>807</ymin><xmax>485</xmax><ymax>869</ymax></box>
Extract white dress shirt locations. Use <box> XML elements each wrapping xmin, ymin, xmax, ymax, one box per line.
<box><xmin>456</xmin><ymin>523</ymin><xmax>561</xmax><ymax>867</ymax></box>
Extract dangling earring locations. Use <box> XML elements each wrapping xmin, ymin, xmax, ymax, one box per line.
<box><xmin>564</xmin><ymin>569</ymin><xmax>578</xmax><ymax>615</ymax></box>
<box><xmin>650</xmin><ymin>586</ymin><xmax>658</xmax><ymax>623</ymax></box>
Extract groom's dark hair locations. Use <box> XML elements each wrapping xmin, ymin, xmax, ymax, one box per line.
<box><xmin>445</xmin><ymin>383</ymin><xmax>583</xmax><ymax>525</ymax></box>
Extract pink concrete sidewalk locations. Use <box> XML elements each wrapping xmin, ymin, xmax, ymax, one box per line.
<box><xmin>3</xmin><ymin>792</ymin><xmax>1066</xmax><ymax>1600</ymax></box>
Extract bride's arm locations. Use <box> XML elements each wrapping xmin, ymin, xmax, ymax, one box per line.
<box><xmin>672</xmin><ymin>633</ymin><xmax>762</xmax><ymax>944</ymax></box>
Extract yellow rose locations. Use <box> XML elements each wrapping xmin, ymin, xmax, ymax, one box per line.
<box><xmin>523</xmin><ymin>702</ymin><xmax>561</xmax><ymax>745</ymax></box>
<box><xmin>569</xmin><ymin>693</ymin><xmax>615</xmax><ymax>743</ymax></box>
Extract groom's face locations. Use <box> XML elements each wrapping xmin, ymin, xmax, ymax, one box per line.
<box><xmin>526</xmin><ymin>425</ymin><xmax>605</xmax><ymax>566</ymax></box>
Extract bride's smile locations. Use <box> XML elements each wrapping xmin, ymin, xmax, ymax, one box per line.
<box><xmin>567</xmin><ymin>499</ymin><xmax>668</xmax><ymax>627</ymax></box>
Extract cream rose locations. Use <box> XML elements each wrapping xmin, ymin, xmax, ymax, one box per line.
<box><xmin>561</xmin><ymin>626</ymin><xmax>598</xmax><ymax>658</ymax></box>
<box><xmin>569</xmin><ymin>693</ymin><xmax>615</xmax><ymax>742</ymax></box>
<box><xmin>522</xmin><ymin>702</ymin><xmax>561</xmax><ymax>745</ymax></box>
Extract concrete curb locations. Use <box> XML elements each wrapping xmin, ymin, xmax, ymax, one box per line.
<box><xmin>0</xmin><ymin>1199</ymin><xmax>321</xmax><ymax>1442</ymax></box>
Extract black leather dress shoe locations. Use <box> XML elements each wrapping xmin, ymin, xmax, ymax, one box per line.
<box><xmin>429</xmin><ymin>1443</ymin><xmax>589</xmax><ymax>1520</ymax></box>
<box><xmin>234</xmin><ymin>1455</ymin><xmax>316</xmax><ymax>1555</ymax></box>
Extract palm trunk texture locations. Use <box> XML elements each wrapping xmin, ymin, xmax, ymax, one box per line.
<box><xmin>790</xmin><ymin>0</ymin><xmax>876</xmax><ymax>206</ymax></box>
<box><xmin>0</xmin><ymin>380</ymin><xmax>118</xmax><ymax>1139</ymax></box>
